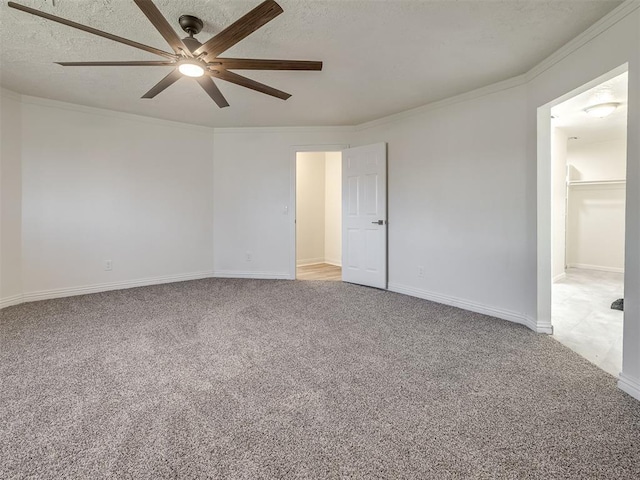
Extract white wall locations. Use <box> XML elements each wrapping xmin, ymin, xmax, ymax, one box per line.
<box><xmin>565</xmin><ymin>137</ymin><xmax>627</xmax><ymax>272</ymax></box>
<box><xmin>0</xmin><ymin>90</ymin><xmax>23</xmax><ymax>307</ymax></box>
<box><xmin>296</xmin><ymin>152</ymin><xmax>326</xmax><ymax>265</ymax></box>
<box><xmin>551</xmin><ymin>127</ymin><xmax>568</xmax><ymax>281</ymax></box>
<box><xmin>19</xmin><ymin>98</ymin><xmax>215</xmax><ymax>298</ymax></box>
<box><xmin>324</xmin><ymin>152</ymin><xmax>342</xmax><ymax>266</ymax></box>
<box><xmin>354</xmin><ymin>83</ymin><xmax>531</xmax><ymax>325</ymax></box>
<box><xmin>212</xmin><ymin>129</ymin><xmax>351</xmax><ymax>278</ymax></box>
<box><xmin>566</xmin><ymin>183</ymin><xmax>626</xmax><ymax>271</ymax></box>
<box><xmin>567</xmin><ymin>137</ymin><xmax>627</xmax><ymax>181</ymax></box>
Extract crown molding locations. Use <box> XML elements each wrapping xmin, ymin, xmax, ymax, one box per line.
<box><xmin>213</xmin><ymin>125</ymin><xmax>355</xmax><ymax>135</ymax></box>
<box><xmin>354</xmin><ymin>75</ymin><xmax>527</xmax><ymax>132</ymax></box>
<box><xmin>0</xmin><ymin>87</ymin><xmax>22</xmax><ymax>101</ymax></box>
<box><xmin>18</xmin><ymin>94</ymin><xmax>215</xmax><ymax>133</ymax></box>
<box><xmin>526</xmin><ymin>0</ymin><xmax>640</xmax><ymax>82</ymax></box>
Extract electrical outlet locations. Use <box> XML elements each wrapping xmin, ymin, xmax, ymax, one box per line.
<box><xmin>246</xmin><ymin>251</ymin><xmax>252</xmax><ymax>262</ymax></box>
<box><xmin>104</xmin><ymin>260</ymin><xmax>113</xmax><ymax>271</ymax></box>
<box><xmin>417</xmin><ymin>266</ymin><xmax>425</xmax><ymax>278</ymax></box>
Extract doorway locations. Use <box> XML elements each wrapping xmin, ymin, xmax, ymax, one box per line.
<box><xmin>542</xmin><ymin>68</ymin><xmax>628</xmax><ymax>376</ymax></box>
<box><xmin>295</xmin><ymin>151</ymin><xmax>343</xmax><ymax>281</ymax></box>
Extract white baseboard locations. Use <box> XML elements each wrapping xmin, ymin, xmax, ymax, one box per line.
<box><xmin>618</xmin><ymin>373</ymin><xmax>640</xmax><ymax>402</ymax></box>
<box><xmin>296</xmin><ymin>258</ymin><xmax>342</xmax><ymax>267</ymax></box>
<box><xmin>0</xmin><ymin>294</ymin><xmax>24</xmax><ymax>310</ymax></box>
<box><xmin>388</xmin><ymin>282</ymin><xmax>548</xmax><ymax>333</ymax></box>
<box><xmin>296</xmin><ymin>257</ymin><xmax>325</xmax><ymax>267</ymax></box>
<box><xmin>18</xmin><ymin>271</ymin><xmax>215</xmax><ymax>305</ymax></box>
<box><xmin>568</xmin><ymin>264</ymin><xmax>624</xmax><ymax>274</ymax></box>
<box><xmin>553</xmin><ymin>272</ymin><xmax>566</xmax><ymax>283</ymax></box>
<box><xmin>530</xmin><ymin>317</ymin><xmax>553</xmax><ymax>334</ymax></box>
<box><xmin>212</xmin><ymin>271</ymin><xmax>291</xmax><ymax>280</ymax></box>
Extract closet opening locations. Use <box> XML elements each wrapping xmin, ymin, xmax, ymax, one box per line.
<box><xmin>294</xmin><ymin>151</ymin><xmax>343</xmax><ymax>281</ymax></box>
<box><xmin>548</xmin><ymin>70</ymin><xmax>628</xmax><ymax>376</ymax></box>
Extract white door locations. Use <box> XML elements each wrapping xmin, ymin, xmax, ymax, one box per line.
<box><xmin>342</xmin><ymin>143</ymin><xmax>387</xmax><ymax>289</ymax></box>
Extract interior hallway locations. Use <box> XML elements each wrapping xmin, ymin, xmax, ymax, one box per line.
<box><xmin>552</xmin><ymin>268</ymin><xmax>624</xmax><ymax>377</ymax></box>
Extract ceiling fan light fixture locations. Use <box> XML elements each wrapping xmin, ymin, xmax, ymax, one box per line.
<box><xmin>8</xmin><ymin>0</ymin><xmax>321</xmax><ymax>108</ymax></box>
<box><xmin>178</xmin><ymin>60</ymin><xmax>205</xmax><ymax>78</ymax></box>
<box><xmin>584</xmin><ymin>102</ymin><xmax>620</xmax><ymax>118</ymax></box>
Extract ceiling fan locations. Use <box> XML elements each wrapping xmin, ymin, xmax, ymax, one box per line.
<box><xmin>7</xmin><ymin>0</ymin><xmax>323</xmax><ymax>108</ymax></box>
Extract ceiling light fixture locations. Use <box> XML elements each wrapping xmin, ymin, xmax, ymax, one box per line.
<box><xmin>178</xmin><ymin>59</ymin><xmax>205</xmax><ymax>78</ymax></box>
<box><xmin>584</xmin><ymin>102</ymin><xmax>620</xmax><ymax>118</ymax></box>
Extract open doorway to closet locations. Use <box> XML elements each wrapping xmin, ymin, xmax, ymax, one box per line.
<box><xmin>295</xmin><ymin>151</ymin><xmax>342</xmax><ymax>281</ymax></box>
<box><xmin>549</xmin><ymin>70</ymin><xmax>628</xmax><ymax>376</ymax></box>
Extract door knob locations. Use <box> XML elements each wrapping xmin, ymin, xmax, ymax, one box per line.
<box><xmin>371</xmin><ymin>220</ymin><xmax>385</xmax><ymax>225</ymax></box>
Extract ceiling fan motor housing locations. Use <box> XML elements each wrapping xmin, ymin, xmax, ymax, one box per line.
<box><xmin>179</xmin><ymin>15</ymin><xmax>204</xmax><ymax>36</ymax></box>
<box><xmin>181</xmin><ymin>36</ymin><xmax>203</xmax><ymax>54</ymax></box>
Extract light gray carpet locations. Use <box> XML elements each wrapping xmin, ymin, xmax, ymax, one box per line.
<box><xmin>1</xmin><ymin>279</ymin><xmax>640</xmax><ymax>479</ymax></box>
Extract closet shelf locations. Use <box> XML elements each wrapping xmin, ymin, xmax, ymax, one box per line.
<box><xmin>568</xmin><ymin>179</ymin><xmax>626</xmax><ymax>186</ymax></box>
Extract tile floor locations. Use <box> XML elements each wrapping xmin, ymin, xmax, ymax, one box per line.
<box><xmin>552</xmin><ymin>268</ymin><xmax>624</xmax><ymax>377</ymax></box>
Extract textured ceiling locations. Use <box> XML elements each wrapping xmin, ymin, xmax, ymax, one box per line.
<box><xmin>553</xmin><ymin>71</ymin><xmax>628</xmax><ymax>143</ymax></box>
<box><xmin>0</xmin><ymin>0</ymin><xmax>624</xmax><ymax>127</ymax></box>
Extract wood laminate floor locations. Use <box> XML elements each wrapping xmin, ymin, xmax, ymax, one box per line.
<box><xmin>296</xmin><ymin>263</ymin><xmax>342</xmax><ymax>281</ymax></box>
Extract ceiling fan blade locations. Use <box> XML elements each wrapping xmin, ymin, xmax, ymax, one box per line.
<box><xmin>194</xmin><ymin>0</ymin><xmax>283</xmax><ymax>59</ymax></box>
<box><xmin>216</xmin><ymin>59</ymin><xmax>323</xmax><ymax>71</ymax></box>
<box><xmin>142</xmin><ymin>69</ymin><xmax>182</xmax><ymax>98</ymax></box>
<box><xmin>212</xmin><ymin>70</ymin><xmax>291</xmax><ymax>100</ymax></box>
<box><xmin>8</xmin><ymin>1</ymin><xmax>175</xmax><ymax>60</ymax></box>
<box><xmin>196</xmin><ymin>77</ymin><xmax>230</xmax><ymax>108</ymax></box>
<box><xmin>133</xmin><ymin>0</ymin><xmax>191</xmax><ymax>56</ymax></box>
<box><xmin>57</xmin><ymin>61</ymin><xmax>175</xmax><ymax>66</ymax></box>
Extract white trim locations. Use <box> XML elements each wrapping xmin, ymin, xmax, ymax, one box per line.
<box><xmin>533</xmin><ymin>317</ymin><xmax>554</xmax><ymax>335</ymax></box>
<box><xmin>296</xmin><ymin>258</ymin><xmax>326</xmax><ymax>267</ymax></box>
<box><xmin>212</xmin><ymin>271</ymin><xmax>290</xmax><ymax>280</ymax></box>
<box><xmin>553</xmin><ymin>272</ymin><xmax>567</xmax><ymax>283</ymax></box>
<box><xmin>0</xmin><ymin>294</ymin><xmax>24</xmax><ymax>310</ymax></box>
<box><xmin>291</xmin><ymin>144</ymin><xmax>351</xmax><ymax>153</ymax></box>
<box><xmin>526</xmin><ymin>0</ymin><xmax>640</xmax><ymax>81</ymax></box>
<box><xmin>0</xmin><ymin>87</ymin><xmax>21</xmax><ymax>101</ymax></box>
<box><xmin>20</xmin><ymin>271</ymin><xmax>214</xmax><ymax>304</ymax></box>
<box><xmin>568</xmin><ymin>180</ymin><xmax>626</xmax><ymax>188</ymax></box>
<box><xmin>19</xmin><ymin>94</ymin><xmax>215</xmax><ymax>133</ymax></box>
<box><xmin>355</xmin><ymin>75</ymin><xmax>527</xmax><ymax>132</ymax></box>
<box><xmin>214</xmin><ymin>126</ymin><xmax>354</xmax><ymax>135</ymax></box>
<box><xmin>618</xmin><ymin>373</ymin><xmax>640</xmax><ymax>401</ymax></box>
<box><xmin>567</xmin><ymin>264</ymin><xmax>625</xmax><ymax>273</ymax></box>
<box><xmin>296</xmin><ymin>260</ymin><xmax>342</xmax><ymax>267</ymax></box>
<box><xmin>388</xmin><ymin>282</ymin><xmax>551</xmax><ymax>333</ymax></box>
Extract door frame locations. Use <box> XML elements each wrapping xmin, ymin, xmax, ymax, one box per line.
<box><xmin>289</xmin><ymin>144</ymin><xmax>350</xmax><ymax>280</ymax></box>
<box><xmin>536</xmin><ymin>63</ymin><xmax>628</xmax><ymax>335</ymax></box>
